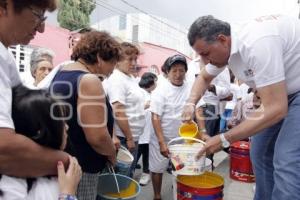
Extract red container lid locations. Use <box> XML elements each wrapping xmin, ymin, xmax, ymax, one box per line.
<box><xmin>230</xmin><ymin>141</ymin><xmax>250</xmax><ymax>150</ymax></box>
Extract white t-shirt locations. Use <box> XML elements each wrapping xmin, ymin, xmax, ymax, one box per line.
<box><xmin>239</xmin><ymin>83</ymin><xmax>250</xmax><ymax>100</ymax></box>
<box><xmin>188</xmin><ymin>58</ymin><xmax>231</xmax><ymax>111</ymax></box>
<box><xmin>186</xmin><ymin>58</ymin><xmax>202</xmax><ymax>84</ymax></box>
<box><xmin>225</xmin><ymin>83</ymin><xmax>241</xmax><ymax>110</ymax></box>
<box><xmin>0</xmin><ymin>42</ymin><xmax>21</xmax><ymax>129</ymax></box>
<box><xmin>105</xmin><ymin>69</ymin><xmax>145</xmax><ymax>141</ymax></box>
<box><xmin>156</xmin><ymin>74</ymin><xmax>168</xmax><ymax>88</ymax></box>
<box><xmin>149</xmin><ymin>80</ymin><xmax>191</xmax><ymax>141</ymax></box>
<box><xmin>0</xmin><ymin>175</ymin><xmax>59</xmax><ymax>200</ymax></box>
<box><xmin>138</xmin><ymin>90</ymin><xmax>153</xmax><ymax>144</ymax></box>
<box><xmin>206</xmin><ymin>15</ymin><xmax>300</xmax><ymax>95</ymax></box>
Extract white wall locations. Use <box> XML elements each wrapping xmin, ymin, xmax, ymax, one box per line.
<box><xmin>92</xmin><ymin>13</ymin><xmax>193</xmax><ymax>56</ymax></box>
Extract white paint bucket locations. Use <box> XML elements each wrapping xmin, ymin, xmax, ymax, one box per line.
<box><xmin>168</xmin><ymin>137</ymin><xmax>206</xmax><ymax>175</ymax></box>
<box><xmin>116</xmin><ymin>146</ymin><xmax>134</xmax><ymax>175</ymax></box>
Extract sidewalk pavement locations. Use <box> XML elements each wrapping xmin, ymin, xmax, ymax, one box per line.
<box><xmin>134</xmin><ymin>151</ymin><xmax>255</xmax><ymax>200</ymax></box>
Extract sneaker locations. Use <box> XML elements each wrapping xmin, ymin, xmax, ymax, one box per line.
<box><xmin>139</xmin><ymin>173</ymin><xmax>150</xmax><ymax>186</ymax></box>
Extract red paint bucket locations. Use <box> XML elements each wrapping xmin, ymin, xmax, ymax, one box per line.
<box><xmin>230</xmin><ymin>141</ymin><xmax>255</xmax><ymax>182</ymax></box>
<box><xmin>177</xmin><ymin>171</ymin><xmax>224</xmax><ymax>200</ymax></box>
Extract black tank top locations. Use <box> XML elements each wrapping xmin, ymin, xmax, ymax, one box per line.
<box><xmin>51</xmin><ymin>70</ymin><xmax>113</xmax><ymax>173</ymax></box>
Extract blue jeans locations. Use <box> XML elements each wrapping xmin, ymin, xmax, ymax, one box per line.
<box><xmin>220</xmin><ymin>109</ymin><xmax>233</xmax><ymax>133</ymax></box>
<box><xmin>250</xmin><ymin>91</ymin><xmax>300</xmax><ymax>200</ymax></box>
<box><xmin>117</xmin><ymin>136</ymin><xmax>138</xmax><ymax>178</ymax></box>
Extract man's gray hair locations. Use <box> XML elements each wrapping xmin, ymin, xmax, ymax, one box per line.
<box><xmin>30</xmin><ymin>47</ymin><xmax>55</xmax><ymax>76</ymax></box>
<box><xmin>188</xmin><ymin>15</ymin><xmax>231</xmax><ymax>46</ymax></box>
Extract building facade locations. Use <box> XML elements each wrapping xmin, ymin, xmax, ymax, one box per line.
<box><xmin>92</xmin><ymin>13</ymin><xmax>193</xmax><ymax>58</ymax></box>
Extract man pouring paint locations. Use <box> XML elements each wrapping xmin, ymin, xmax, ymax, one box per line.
<box><xmin>182</xmin><ymin>15</ymin><xmax>300</xmax><ymax>200</ymax></box>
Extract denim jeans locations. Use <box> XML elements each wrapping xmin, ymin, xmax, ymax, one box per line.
<box><xmin>220</xmin><ymin>109</ymin><xmax>233</xmax><ymax>133</ymax></box>
<box><xmin>117</xmin><ymin>136</ymin><xmax>138</xmax><ymax>178</ymax></box>
<box><xmin>250</xmin><ymin>91</ymin><xmax>300</xmax><ymax>200</ymax></box>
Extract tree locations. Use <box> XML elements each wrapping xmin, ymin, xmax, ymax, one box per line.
<box><xmin>57</xmin><ymin>0</ymin><xmax>96</xmax><ymax>31</ymax></box>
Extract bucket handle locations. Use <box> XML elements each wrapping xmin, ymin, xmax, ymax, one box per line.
<box><xmin>118</xmin><ymin>145</ymin><xmax>134</xmax><ymax>161</ymax></box>
<box><xmin>106</xmin><ymin>163</ymin><xmax>120</xmax><ymax>194</ymax></box>
<box><xmin>119</xmin><ymin>145</ymin><xmax>130</xmax><ymax>153</ymax></box>
<box><xmin>167</xmin><ymin>137</ymin><xmax>206</xmax><ymax>147</ymax></box>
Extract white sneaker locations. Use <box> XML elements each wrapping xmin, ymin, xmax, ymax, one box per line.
<box><xmin>139</xmin><ymin>173</ymin><xmax>150</xmax><ymax>186</ymax></box>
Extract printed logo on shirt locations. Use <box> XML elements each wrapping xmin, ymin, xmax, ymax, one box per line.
<box><xmin>243</xmin><ymin>69</ymin><xmax>254</xmax><ymax>77</ymax></box>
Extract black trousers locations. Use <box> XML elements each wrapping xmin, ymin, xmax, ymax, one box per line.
<box><xmin>136</xmin><ymin>143</ymin><xmax>149</xmax><ymax>173</ymax></box>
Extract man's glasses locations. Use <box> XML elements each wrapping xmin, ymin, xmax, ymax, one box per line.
<box><xmin>28</xmin><ymin>6</ymin><xmax>47</xmax><ymax>25</ymax></box>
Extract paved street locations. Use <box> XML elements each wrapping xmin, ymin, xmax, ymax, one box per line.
<box><xmin>134</xmin><ymin>151</ymin><xmax>254</xmax><ymax>200</ymax></box>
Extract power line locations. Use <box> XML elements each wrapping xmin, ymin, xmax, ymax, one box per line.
<box><xmin>92</xmin><ymin>2</ymin><xmax>190</xmax><ymax>56</ymax></box>
<box><xmin>119</xmin><ymin>0</ymin><xmax>188</xmax><ymax>35</ymax></box>
<box><xmin>81</xmin><ymin>0</ymin><xmax>191</xmax><ymax>55</ymax></box>
<box><xmin>95</xmin><ymin>0</ymin><xmax>184</xmax><ymax>40</ymax></box>
<box><xmin>89</xmin><ymin>0</ymin><xmax>186</xmax><ymax>42</ymax></box>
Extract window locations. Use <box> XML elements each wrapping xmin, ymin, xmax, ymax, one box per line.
<box><xmin>132</xmin><ymin>25</ymin><xmax>139</xmax><ymax>44</ymax></box>
<box><xmin>9</xmin><ymin>45</ymin><xmax>33</xmax><ymax>73</ymax></box>
<box><xmin>119</xmin><ymin>14</ymin><xmax>127</xmax><ymax>30</ymax></box>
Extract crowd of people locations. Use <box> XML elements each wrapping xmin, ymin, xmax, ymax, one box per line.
<box><xmin>1</xmin><ymin>1</ymin><xmax>300</xmax><ymax>200</ymax></box>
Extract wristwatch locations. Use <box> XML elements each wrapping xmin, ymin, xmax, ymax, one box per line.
<box><xmin>220</xmin><ymin>133</ymin><xmax>230</xmax><ymax>148</ymax></box>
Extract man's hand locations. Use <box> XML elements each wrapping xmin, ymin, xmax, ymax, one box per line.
<box><xmin>196</xmin><ymin>135</ymin><xmax>222</xmax><ymax>160</ymax></box>
<box><xmin>181</xmin><ymin>103</ymin><xmax>195</xmax><ymax>123</ymax></box>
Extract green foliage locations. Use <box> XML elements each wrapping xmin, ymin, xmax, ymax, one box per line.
<box><xmin>57</xmin><ymin>0</ymin><xmax>96</xmax><ymax>31</ymax></box>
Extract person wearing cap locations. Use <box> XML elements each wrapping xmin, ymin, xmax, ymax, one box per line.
<box><xmin>182</xmin><ymin>15</ymin><xmax>300</xmax><ymax>200</ymax></box>
<box><xmin>149</xmin><ymin>54</ymin><xmax>191</xmax><ymax>200</ymax></box>
<box><xmin>29</xmin><ymin>47</ymin><xmax>54</xmax><ymax>87</ymax></box>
